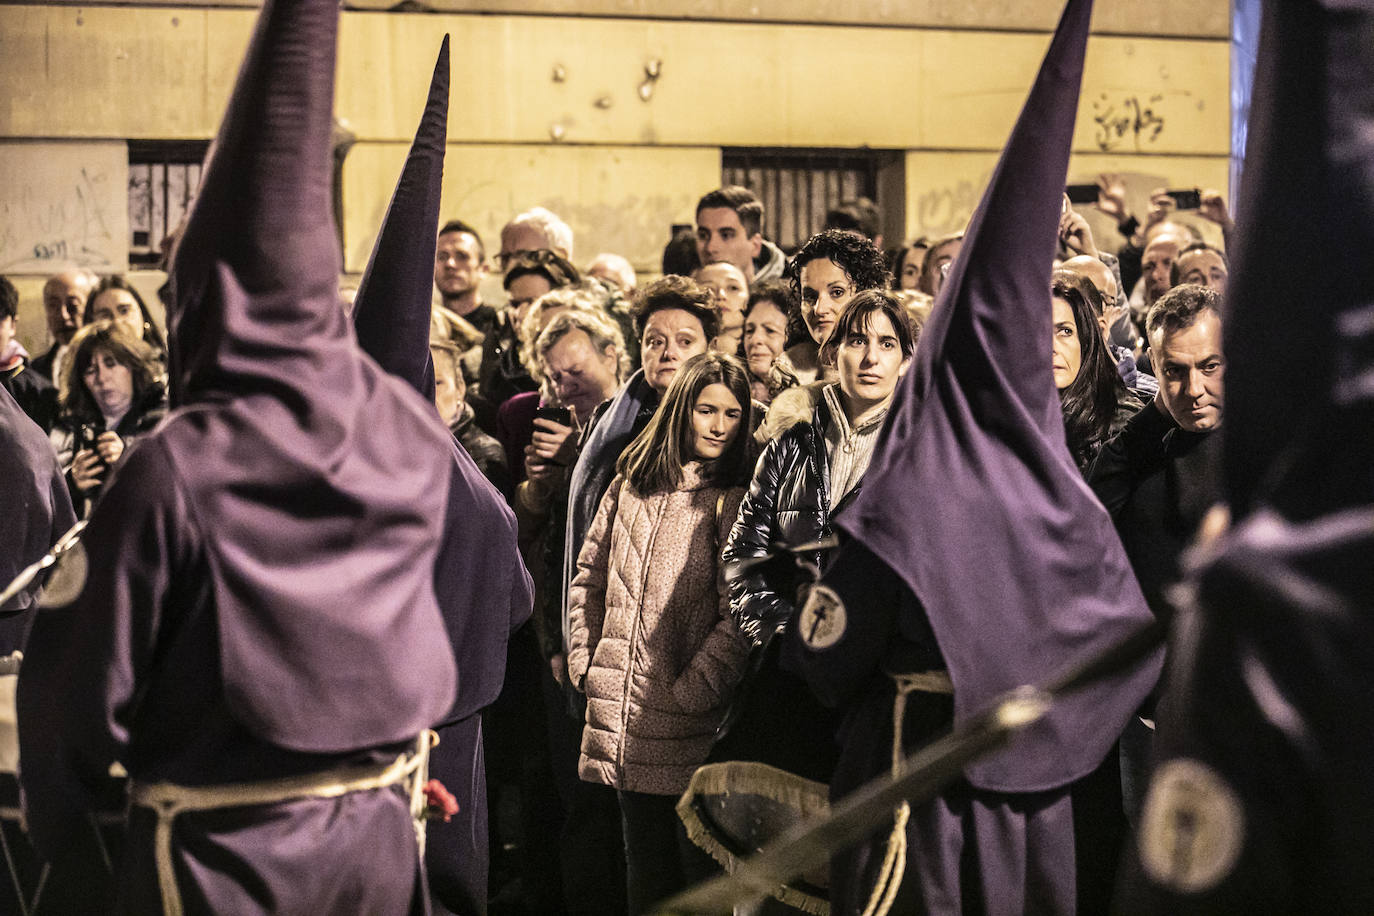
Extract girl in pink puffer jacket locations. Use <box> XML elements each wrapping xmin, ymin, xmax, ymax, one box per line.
<box><xmin>567</xmin><ymin>352</ymin><xmax>756</xmax><ymax>914</ymax></box>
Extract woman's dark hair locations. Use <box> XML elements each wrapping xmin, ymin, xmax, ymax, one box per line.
<box><xmin>817</xmin><ymin>289</ymin><xmax>916</xmax><ymax>367</ymax></box>
<box><xmin>84</xmin><ymin>275</ymin><xmax>168</xmax><ymax>358</ymax></box>
<box><xmin>784</xmin><ymin>229</ymin><xmax>891</xmax><ymax>308</ymax></box>
<box><xmin>631</xmin><ymin>275</ymin><xmax>719</xmax><ymax>342</ymax></box>
<box><xmin>59</xmin><ymin>319</ymin><xmax>163</xmax><ymax>422</ymax></box>
<box><xmin>502</xmin><ymin>249</ymin><xmax>580</xmax><ymax>291</ymax></box>
<box><xmin>1052</xmin><ymin>270</ymin><xmax>1126</xmax><ymax>467</ymax></box>
<box><xmin>618</xmin><ymin>352</ymin><xmax>755</xmax><ymax>495</ymax></box>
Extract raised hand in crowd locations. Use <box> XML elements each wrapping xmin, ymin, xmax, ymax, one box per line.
<box><xmin>1059</xmin><ymin>202</ymin><xmax>1099</xmax><ymax>259</ymax></box>
<box><xmin>1198</xmin><ymin>188</ymin><xmax>1232</xmax><ymax>229</ymax></box>
<box><xmin>1095</xmin><ymin>172</ymin><xmax>1130</xmax><ymax>225</ymax></box>
<box><xmin>1142</xmin><ymin>187</ymin><xmax>1177</xmax><ymax>236</ymax></box>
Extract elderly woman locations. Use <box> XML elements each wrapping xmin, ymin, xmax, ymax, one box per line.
<box><xmin>50</xmin><ymin>320</ymin><xmax>167</xmax><ymax>516</ymax></box>
<box><xmin>740</xmin><ymin>280</ymin><xmax>794</xmax><ymax>405</ymax></box>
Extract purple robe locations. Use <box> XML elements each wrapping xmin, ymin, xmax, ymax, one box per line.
<box><xmin>348</xmin><ymin>35</ymin><xmax>535</xmax><ymax>913</ymax></box>
<box><xmin>19</xmin><ymin>442</ymin><xmax>428</xmax><ymax>914</ymax></box>
<box><xmin>787</xmin><ymin>0</ymin><xmax>1160</xmax><ymax>910</ymax></box>
<box><xmin>17</xmin><ymin>0</ymin><xmax>457</xmax><ymax>909</ymax></box>
<box><xmin>1130</xmin><ymin>1</ymin><xmax>1374</xmax><ymax>910</ymax></box>
<box><xmin>0</xmin><ymin>385</ymin><xmax>75</xmax><ymax>653</ymax></box>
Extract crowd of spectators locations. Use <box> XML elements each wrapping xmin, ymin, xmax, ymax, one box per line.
<box><xmin>1</xmin><ymin>174</ymin><xmax>1232</xmax><ymax>916</ymax></box>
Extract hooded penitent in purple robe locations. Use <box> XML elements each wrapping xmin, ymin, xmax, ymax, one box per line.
<box><xmin>351</xmin><ymin>36</ymin><xmax>534</xmax><ymax>915</ymax></box>
<box><xmin>1128</xmin><ymin>1</ymin><xmax>1374</xmax><ymax>911</ymax></box>
<box><xmin>17</xmin><ymin>0</ymin><xmax>457</xmax><ymax>910</ymax></box>
<box><xmin>784</xmin><ymin>0</ymin><xmax>1162</xmax><ymax>912</ymax></box>
<box><xmin>0</xmin><ymin>385</ymin><xmax>76</xmax><ymax>653</ymax></box>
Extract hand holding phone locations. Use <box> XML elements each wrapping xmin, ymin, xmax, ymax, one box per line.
<box><xmin>1164</xmin><ymin>188</ymin><xmax>1201</xmax><ymax>210</ymax></box>
<box><xmin>531</xmin><ymin>406</ymin><xmax>578</xmax><ymax>467</ymax></box>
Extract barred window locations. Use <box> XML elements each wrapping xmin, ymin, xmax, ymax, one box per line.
<box><xmin>127</xmin><ymin>140</ymin><xmax>209</xmax><ymax>267</ymax></box>
<box><xmin>722</xmin><ymin>148</ymin><xmax>884</xmax><ymax>254</ymax></box>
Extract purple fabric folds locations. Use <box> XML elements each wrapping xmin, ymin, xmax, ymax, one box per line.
<box><xmin>155</xmin><ymin>0</ymin><xmax>456</xmax><ymax>752</ymax></box>
<box><xmin>0</xmin><ymin>386</ymin><xmax>76</xmax><ymax>643</ymax></box>
<box><xmin>1129</xmin><ymin>3</ymin><xmax>1374</xmax><ymax>908</ymax></box>
<box><xmin>836</xmin><ymin>0</ymin><xmax>1162</xmax><ymax>793</ymax></box>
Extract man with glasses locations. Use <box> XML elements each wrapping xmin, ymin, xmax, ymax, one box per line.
<box><xmin>498</xmin><ymin>206</ymin><xmax>575</xmax><ymax>272</ymax></box>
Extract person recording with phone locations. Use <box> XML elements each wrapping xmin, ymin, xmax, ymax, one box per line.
<box><xmin>49</xmin><ymin>320</ymin><xmax>167</xmax><ymax>517</ymax></box>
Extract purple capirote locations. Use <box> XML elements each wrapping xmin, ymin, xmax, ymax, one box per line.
<box><xmin>835</xmin><ymin>0</ymin><xmax>1162</xmax><ymax>795</ymax></box>
<box><xmin>350</xmin><ymin>34</ymin><xmax>535</xmax><ymax>912</ymax></box>
<box><xmin>19</xmin><ymin>0</ymin><xmax>458</xmax><ymax>910</ymax></box>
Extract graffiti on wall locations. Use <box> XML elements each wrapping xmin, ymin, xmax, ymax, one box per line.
<box><xmin>0</xmin><ymin>151</ymin><xmax>124</xmax><ymax>273</ymax></box>
<box><xmin>1091</xmin><ymin>93</ymin><xmax>1171</xmax><ymax>153</ymax></box>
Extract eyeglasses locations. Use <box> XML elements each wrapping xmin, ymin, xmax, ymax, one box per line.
<box><xmin>498</xmin><ymin>248</ymin><xmax>564</xmax><ymax>272</ymax></box>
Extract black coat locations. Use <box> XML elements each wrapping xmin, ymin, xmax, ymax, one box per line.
<box><xmin>723</xmin><ymin>394</ymin><xmax>854</xmax><ymax>648</ymax></box>
<box><xmin>1087</xmin><ymin>402</ymin><xmax>1223</xmax><ymax>618</ymax></box>
<box><xmin>712</xmin><ymin>395</ymin><xmax>852</xmax><ymax>783</ymax></box>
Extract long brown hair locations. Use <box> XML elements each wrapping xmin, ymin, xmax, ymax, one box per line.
<box><xmin>618</xmin><ymin>352</ymin><xmax>754</xmax><ymax>495</ymax></box>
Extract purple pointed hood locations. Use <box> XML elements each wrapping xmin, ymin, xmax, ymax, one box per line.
<box><xmin>1220</xmin><ymin>0</ymin><xmax>1374</xmax><ymax>518</ymax></box>
<box><xmin>160</xmin><ymin>0</ymin><xmax>456</xmax><ymax>753</ymax></box>
<box><xmin>837</xmin><ymin>0</ymin><xmax>1162</xmax><ymax>792</ymax></box>
<box><xmin>352</xmin><ymin>35</ymin><xmax>450</xmax><ymax>399</ymax></box>
<box><xmin>350</xmin><ymin>35</ymin><xmax>533</xmax><ymax>723</ymax></box>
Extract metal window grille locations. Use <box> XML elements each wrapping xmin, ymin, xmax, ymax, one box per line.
<box><xmin>722</xmin><ymin>148</ymin><xmax>881</xmax><ymax>254</ymax></box>
<box><xmin>127</xmin><ymin>140</ymin><xmax>209</xmax><ymax>267</ymax></box>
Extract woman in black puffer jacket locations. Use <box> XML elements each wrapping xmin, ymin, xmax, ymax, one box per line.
<box><xmin>710</xmin><ymin>291</ymin><xmax>914</xmax><ymax>782</ymax></box>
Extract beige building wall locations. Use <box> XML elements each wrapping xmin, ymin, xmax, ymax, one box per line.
<box><xmin>0</xmin><ymin>1</ymin><xmax>1230</xmax><ymax>353</ymax></box>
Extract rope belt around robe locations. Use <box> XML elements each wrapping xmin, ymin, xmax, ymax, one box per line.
<box><xmin>130</xmin><ymin>730</ymin><xmax>438</xmax><ymax>916</ymax></box>
<box><xmin>860</xmin><ymin>670</ymin><xmax>954</xmax><ymax>916</ymax></box>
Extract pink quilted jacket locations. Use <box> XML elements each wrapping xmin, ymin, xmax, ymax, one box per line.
<box><xmin>567</xmin><ymin>464</ymin><xmax>750</xmax><ymax>795</ymax></box>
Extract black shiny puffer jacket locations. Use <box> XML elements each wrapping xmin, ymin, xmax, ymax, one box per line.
<box><xmin>723</xmin><ymin>395</ymin><xmax>853</xmax><ymax>647</ymax></box>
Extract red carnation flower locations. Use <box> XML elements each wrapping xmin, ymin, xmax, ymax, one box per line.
<box><xmin>422</xmin><ymin>778</ymin><xmax>460</xmax><ymax>822</ymax></box>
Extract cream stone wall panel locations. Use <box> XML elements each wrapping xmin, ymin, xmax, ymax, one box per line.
<box><xmin>918</xmin><ymin>33</ymin><xmax>1229</xmax><ymax>156</ymax></box>
<box><xmin>0</xmin><ymin>141</ymin><xmax>129</xmax><ymax>274</ymax></box>
<box><xmin>0</xmin><ymin>6</ymin><xmax>255</xmax><ymax>139</ymax></box>
<box><xmin>2</xmin><ymin>7</ymin><xmax>1227</xmax><ymax>153</ymax></box>
<box><xmin>69</xmin><ymin>0</ymin><xmax>1229</xmax><ymax>40</ymax></box>
<box><xmin>333</xmin><ymin>14</ymin><xmax>1226</xmax><ymax>152</ymax></box>
<box><xmin>342</xmin><ymin>141</ymin><xmax>719</xmax><ymax>273</ymax></box>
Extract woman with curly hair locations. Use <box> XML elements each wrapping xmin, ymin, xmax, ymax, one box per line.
<box><xmin>51</xmin><ymin>320</ymin><xmax>167</xmax><ymax>516</ymax></box>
